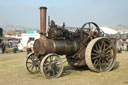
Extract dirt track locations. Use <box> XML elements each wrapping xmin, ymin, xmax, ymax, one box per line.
<box><xmin>0</xmin><ymin>52</ymin><xmax>128</xmax><ymax>85</ymax></box>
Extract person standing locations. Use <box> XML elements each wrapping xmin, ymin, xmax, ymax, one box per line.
<box><xmin>13</xmin><ymin>44</ymin><xmax>18</xmax><ymax>53</ymax></box>
<box><xmin>126</xmin><ymin>38</ymin><xmax>128</xmax><ymax>51</ymax></box>
<box><xmin>26</xmin><ymin>39</ymin><xmax>33</xmax><ymax>55</ymax></box>
<box><xmin>0</xmin><ymin>40</ymin><xmax>2</xmax><ymax>54</ymax></box>
<box><xmin>118</xmin><ymin>38</ymin><xmax>123</xmax><ymax>53</ymax></box>
<box><xmin>1</xmin><ymin>40</ymin><xmax>6</xmax><ymax>54</ymax></box>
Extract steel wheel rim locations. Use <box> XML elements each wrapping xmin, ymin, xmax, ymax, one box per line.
<box><xmin>85</xmin><ymin>37</ymin><xmax>116</xmax><ymax>72</ymax></box>
<box><xmin>25</xmin><ymin>53</ymin><xmax>40</xmax><ymax>74</ymax></box>
<box><xmin>40</xmin><ymin>53</ymin><xmax>63</xmax><ymax>79</ymax></box>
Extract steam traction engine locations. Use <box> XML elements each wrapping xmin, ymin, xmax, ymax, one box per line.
<box><xmin>25</xmin><ymin>7</ymin><xmax>116</xmax><ymax>78</ymax></box>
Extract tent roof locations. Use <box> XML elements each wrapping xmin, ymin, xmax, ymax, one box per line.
<box><xmin>100</xmin><ymin>27</ymin><xmax>118</xmax><ymax>34</ymax></box>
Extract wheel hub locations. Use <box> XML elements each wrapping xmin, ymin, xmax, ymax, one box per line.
<box><xmin>32</xmin><ymin>60</ymin><xmax>39</xmax><ymax>67</ymax></box>
<box><xmin>100</xmin><ymin>53</ymin><xmax>105</xmax><ymax>57</ymax></box>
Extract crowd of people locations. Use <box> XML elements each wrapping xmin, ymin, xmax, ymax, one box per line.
<box><xmin>0</xmin><ymin>38</ymin><xmax>34</xmax><ymax>55</ymax></box>
<box><xmin>118</xmin><ymin>38</ymin><xmax>128</xmax><ymax>53</ymax></box>
<box><xmin>0</xmin><ymin>39</ymin><xmax>18</xmax><ymax>54</ymax></box>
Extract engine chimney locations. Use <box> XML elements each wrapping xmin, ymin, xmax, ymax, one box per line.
<box><xmin>40</xmin><ymin>7</ymin><xmax>47</xmax><ymax>39</ymax></box>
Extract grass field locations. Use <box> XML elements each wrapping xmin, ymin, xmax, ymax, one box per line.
<box><xmin>0</xmin><ymin>52</ymin><xmax>128</xmax><ymax>85</ymax></box>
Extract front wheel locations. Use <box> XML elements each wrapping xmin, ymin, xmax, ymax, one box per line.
<box><xmin>25</xmin><ymin>53</ymin><xmax>40</xmax><ymax>74</ymax></box>
<box><xmin>40</xmin><ymin>53</ymin><xmax>64</xmax><ymax>79</ymax></box>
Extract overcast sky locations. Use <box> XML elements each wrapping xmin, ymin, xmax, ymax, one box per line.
<box><xmin>0</xmin><ymin>0</ymin><xmax>128</xmax><ymax>28</ymax></box>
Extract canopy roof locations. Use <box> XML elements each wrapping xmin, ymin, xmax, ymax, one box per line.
<box><xmin>100</xmin><ymin>27</ymin><xmax>118</xmax><ymax>34</ymax></box>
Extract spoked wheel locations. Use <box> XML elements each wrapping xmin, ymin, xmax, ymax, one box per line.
<box><xmin>81</xmin><ymin>22</ymin><xmax>100</xmax><ymax>40</ymax></box>
<box><xmin>85</xmin><ymin>37</ymin><xmax>116</xmax><ymax>72</ymax></box>
<box><xmin>25</xmin><ymin>53</ymin><xmax>40</xmax><ymax>74</ymax></box>
<box><xmin>40</xmin><ymin>53</ymin><xmax>64</xmax><ymax>79</ymax></box>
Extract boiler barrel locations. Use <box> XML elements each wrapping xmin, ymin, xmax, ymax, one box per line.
<box><xmin>33</xmin><ymin>39</ymin><xmax>80</xmax><ymax>55</ymax></box>
<box><xmin>54</xmin><ymin>40</ymin><xmax>80</xmax><ymax>55</ymax></box>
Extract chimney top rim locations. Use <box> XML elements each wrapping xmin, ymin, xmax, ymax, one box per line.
<box><xmin>40</xmin><ymin>7</ymin><xmax>47</xmax><ymax>9</ymax></box>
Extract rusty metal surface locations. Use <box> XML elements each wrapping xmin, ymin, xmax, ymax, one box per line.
<box><xmin>40</xmin><ymin>7</ymin><xmax>47</xmax><ymax>37</ymax></box>
<box><xmin>33</xmin><ymin>38</ymin><xmax>80</xmax><ymax>55</ymax></box>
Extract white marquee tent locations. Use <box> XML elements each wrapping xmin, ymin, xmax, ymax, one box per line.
<box><xmin>100</xmin><ymin>27</ymin><xmax>118</xmax><ymax>34</ymax></box>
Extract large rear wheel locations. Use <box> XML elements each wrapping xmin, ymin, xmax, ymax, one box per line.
<box><xmin>85</xmin><ymin>37</ymin><xmax>116</xmax><ymax>72</ymax></box>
